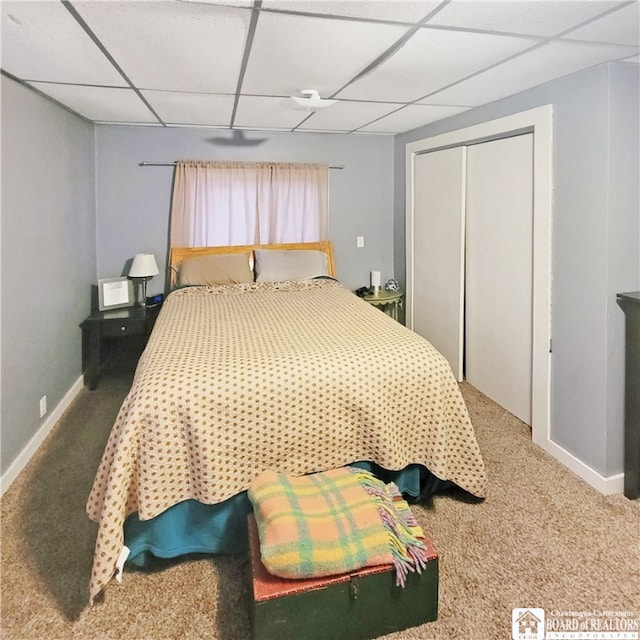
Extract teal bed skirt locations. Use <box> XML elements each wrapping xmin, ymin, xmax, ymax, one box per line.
<box><xmin>124</xmin><ymin>462</ymin><xmax>450</xmax><ymax>567</ymax></box>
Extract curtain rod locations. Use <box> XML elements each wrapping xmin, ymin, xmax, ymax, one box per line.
<box><xmin>138</xmin><ymin>161</ymin><xmax>344</xmax><ymax>169</ymax></box>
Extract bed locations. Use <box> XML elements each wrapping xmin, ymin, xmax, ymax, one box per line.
<box><xmin>86</xmin><ymin>241</ymin><xmax>487</xmax><ymax>603</ymax></box>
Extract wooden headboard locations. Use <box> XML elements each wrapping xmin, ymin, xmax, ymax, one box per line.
<box><xmin>169</xmin><ymin>241</ymin><xmax>336</xmax><ymax>289</ymax></box>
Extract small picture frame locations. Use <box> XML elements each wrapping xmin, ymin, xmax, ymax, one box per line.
<box><xmin>98</xmin><ymin>277</ymin><xmax>135</xmax><ymax>311</ymax></box>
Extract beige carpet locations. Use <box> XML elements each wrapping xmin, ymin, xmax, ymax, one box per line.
<box><xmin>1</xmin><ymin>369</ymin><xmax>638</xmax><ymax>640</ymax></box>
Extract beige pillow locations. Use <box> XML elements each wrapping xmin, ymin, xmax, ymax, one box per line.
<box><xmin>177</xmin><ymin>253</ymin><xmax>253</xmax><ymax>286</ymax></box>
<box><xmin>254</xmin><ymin>249</ymin><xmax>329</xmax><ymax>282</ymax></box>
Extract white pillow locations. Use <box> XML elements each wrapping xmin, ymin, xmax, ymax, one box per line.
<box><xmin>254</xmin><ymin>249</ymin><xmax>329</xmax><ymax>282</ymax></box>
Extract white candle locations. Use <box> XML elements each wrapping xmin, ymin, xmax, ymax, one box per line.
<box><xmin>370</xmin><ymin>270</ymin><xmax>381</xmax><ymax>289</ymax></box>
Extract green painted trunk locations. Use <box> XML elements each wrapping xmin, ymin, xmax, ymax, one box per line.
<box><xmin>248</xmin><ymin>516</ymin><xmax>438</xmax><ymax>640</ymax></box>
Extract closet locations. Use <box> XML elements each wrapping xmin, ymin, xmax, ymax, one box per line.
<box><xmin>410</xmin><ymin>133</ymin><xmax>534</xmax><ymax>425</ymax></box>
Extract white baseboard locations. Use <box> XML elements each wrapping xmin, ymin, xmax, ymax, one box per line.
<box><xmin>535</xmin><ymin>435</ymin><xmax>625</xmax><ymax>495</ymax></box>
<box><xmin>1</xmin><ymin>376</ymin><xmax>84</xmax><ymax>495</ymax></box>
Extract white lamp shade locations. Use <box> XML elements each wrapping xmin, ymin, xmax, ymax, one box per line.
<box><xmin>129</xmin><ymin>253</ymin><xmax>159</xmax><ymax>278</ymax></box>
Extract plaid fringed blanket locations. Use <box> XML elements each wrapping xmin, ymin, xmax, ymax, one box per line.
<box><xmin>248</xmin><ymin>467</ymin><xmax>428</xmax><ymax>587</ymax></box>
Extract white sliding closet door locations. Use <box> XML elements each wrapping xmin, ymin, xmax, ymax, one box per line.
<box><xmin>412</xmin><ymin>147</ymin><xmax>466</xmax><ymax>380</ymax></box>
<box><xmin>465</xmin><ymin>134</ymin><xmax>534</xmax><ymax>424</ymax></box>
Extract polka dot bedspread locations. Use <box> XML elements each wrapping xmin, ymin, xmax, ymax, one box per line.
<box><xmin>86</xmin><ymin>279</ymin><xmax>487</xmax><ymax>602</ymax></box>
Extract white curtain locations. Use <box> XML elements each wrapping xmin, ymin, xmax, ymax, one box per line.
<box><xmin>256</xmin><ymin>163</ymin><xmax>329</xmax><ymax>243</ymax></box>
<box><xmin>170</xmin><ymin>161</ymin><xmax>329</xmax><ymax>247</ymax></box>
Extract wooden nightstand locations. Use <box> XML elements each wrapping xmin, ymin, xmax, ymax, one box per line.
<box><xmin>80</xmin><ymin>305</ymin><xmax>161</xmax><ymax>390</ymax></box>
<box><xmin>362</xmin><ymin>289</ymin><xmax>403</xmax><ymax>321</ymax></box>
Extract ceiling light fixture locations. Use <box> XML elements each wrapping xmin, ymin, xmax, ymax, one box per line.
<box><xmin>289</xmin><ymin>89</ymin><xmax>337</xmax><ymax>111</ymax></box>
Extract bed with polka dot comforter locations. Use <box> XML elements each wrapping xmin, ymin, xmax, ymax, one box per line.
<box><xmin>86</xmin><ymin>279</ymin><xmax>487</xmax><ymax>602</ymax></box>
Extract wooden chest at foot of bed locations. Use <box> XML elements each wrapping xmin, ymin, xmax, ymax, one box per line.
<box><xmin>248</xmin><ymin>515</ymin><xmax>439</xmax><ymax>640</ymax></box>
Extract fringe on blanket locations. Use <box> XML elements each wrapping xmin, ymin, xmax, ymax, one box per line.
<box><xmin>348</xmin><ymin>467</ymin><xmax>429</xmax><ymax>587</ymax></box>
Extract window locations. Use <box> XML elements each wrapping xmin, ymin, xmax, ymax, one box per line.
<box><xmin>170</xmin><ymin>161</ymin><xmax>329</xmax><ymax>247</ymax></box>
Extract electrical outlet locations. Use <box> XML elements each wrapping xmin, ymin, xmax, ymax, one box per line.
<box><xmin>356</xmin><ymin>236</ymin><xmax>365</xmax><ymax>248</ymax></box>
<box><xmin>39</xmin><ymin>395</ymin><xmax>47</xmax><ymax>418</ymax></box>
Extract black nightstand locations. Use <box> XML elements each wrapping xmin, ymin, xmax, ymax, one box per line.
<box><xmin>617</xmin><ymin>291</ymin><xmax>640</xmax><ymax>499</ymax></box>
<box><xmin>80</xmin><ymin>305</ymin><xmax>161</xmax><ymax>390</ymax></box>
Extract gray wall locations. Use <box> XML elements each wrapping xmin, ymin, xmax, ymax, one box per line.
<box><xmin>94</xmin><ymin>126</ymin><xmax>395</xmax><ymax>294</ymax></box>
<box><xmin>394</xmin><ymin>62</ymin><xmax>640</xmax><ymax>478</ymax></box>
<box><xmin>606</xmin><ymin>63</ymin><xmax>640</xmax><ymax>472</ymax></box>
<box><xmin>1</xmin><ymin>76</ymin><xmax>96</xmax><ymax>474</ymax></box>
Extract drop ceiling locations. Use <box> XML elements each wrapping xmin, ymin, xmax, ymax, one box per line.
<box><xmin>1</xmin><ymin>0</ymin><xmax>638</xmax><ymax>135</ymax></box>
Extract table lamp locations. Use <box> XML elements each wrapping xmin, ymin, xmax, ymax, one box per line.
<box><xmin>128</xmin><ymin>253</ymin><xmax>159</xmax><ymax>306</ymax></box>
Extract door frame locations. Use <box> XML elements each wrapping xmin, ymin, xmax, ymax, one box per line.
<box><xmin>405</xmin><ymin>104</ymin><xmax>553</xmax><ymax>448</ymax></box>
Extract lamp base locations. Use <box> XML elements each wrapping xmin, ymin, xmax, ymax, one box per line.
<box><xmin>133</xmin><ymin>278</ymin><xmax>149</xmax><ymax>307</ymax></box>
<box><xmin>141</xmin><ymin>279</ymin><xmax>149</xmax><ymax>307</ymax></box>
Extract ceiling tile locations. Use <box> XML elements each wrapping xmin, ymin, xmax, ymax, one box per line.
<box><xmin>72</xmin><ymin>1</ymin><xmax>249</xmax><ymax>92</ymax></box>
<box><xmin>296</xmin><ymin>100</ymin><xmax>407</xmax><ymax>132</ymax></box>
<box><xmin>261</xmin><ymin>1</ymin><xmax>442</xmax><ymax>24</ymax></box>
<box><xmin>234</xmin><ymin>95</ymin><xmax>312</xmax><ymax>129</ymax></box>
<box><xmin>427</xmin><ymin>40</ymin><xmax>639</xmax><ymax>106</ymax></box>
<box><xmin>357</xmin><ymin>104</ymin><xmax>471</xmax><ymax>134</ymax></box>
<box><xmin>180</xmin><ymin>0</ymin><xmax>254</xmax><ymax>6</ymax></box>
<box><xmin>3</xmin><ymin>1</ymin><xmax>636</xmax><ymax>133</ymax></box>
<box><xmin>142</xmin><ymin>90</ymin><xmax>235</xmax><ymax>126</ymax></box>
<box><xmin>563</xmin><ymin>2</ymin><xmax>639</xmax><ymax>46</ymax></box>
<box><xmin>337</xmin><ymin>27</ymin><xmax>534</xmax><ymax>103</ymax></box>
<box><xmin>427</xmin><ymin>1</ymin><xmax>627</xmax><ymax>37</ymax></box>
<box><xmin>1</xmin><ymin>1</ymin><xmax>124</xmax><ymax>85</ymax></box>
<box><xmin>242</xmin><ymin>10</ymin><xmax>408</xmax><ymax>96</ymax></box>
<box><xmin>27</xmin><ymin>82</ymin><xmax>159</xmax><ymax>123</ymax></box>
